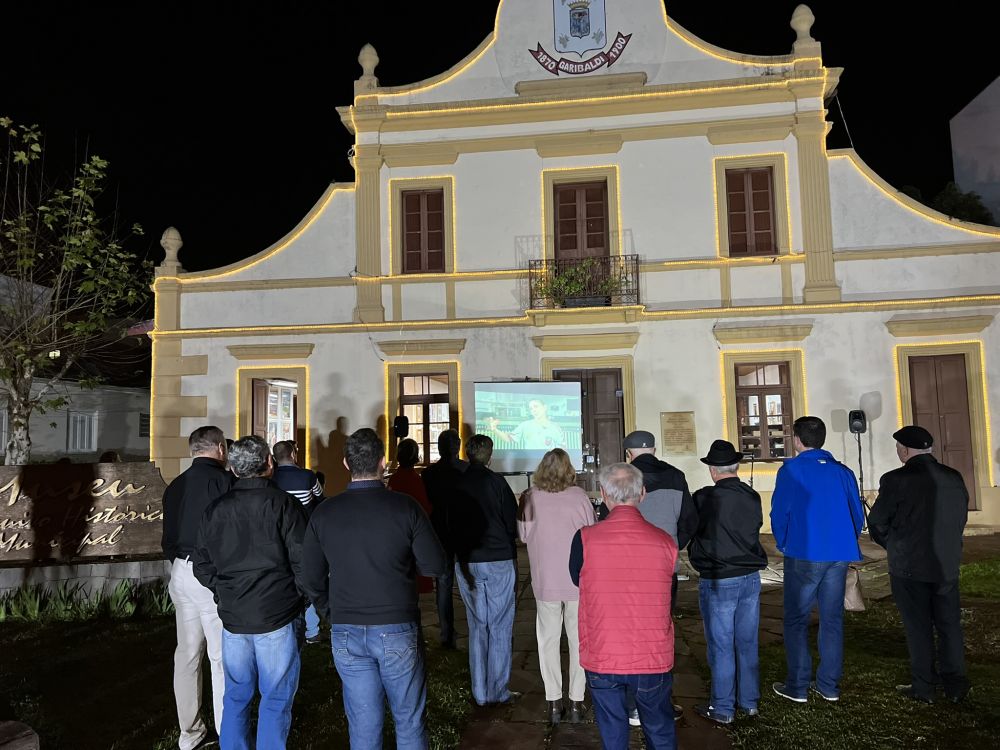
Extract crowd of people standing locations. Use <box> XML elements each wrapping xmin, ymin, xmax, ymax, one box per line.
<box><xmin>160</xmin><ymin>412</ymin><xmax>971</xmax><ymax>750</ymax></box>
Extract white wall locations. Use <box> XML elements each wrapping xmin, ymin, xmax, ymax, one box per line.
<box><xmin>2</xmin><ymin>382</ymin><xmax>150</xmax><ymax>462</ymax></box>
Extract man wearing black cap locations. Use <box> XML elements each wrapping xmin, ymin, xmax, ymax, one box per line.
<box><xmin>868</xmin><ymin>425</ymin><xmax>970</xmax><ymax>704</ymax></box>
<box><xmin>689</xmin><ymin>440</ymin><xmax>768</xmax><ymax>724</ymax></box>
<box><xmin>622</xmin><ymin>429</ymin><xmax>696</xmax><ymax>726</ymax></box>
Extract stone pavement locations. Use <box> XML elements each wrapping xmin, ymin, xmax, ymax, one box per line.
<box><xmin>418</xmin><ymin>533</ymin><xmax>999</xmax><ymax>749</ymax></box>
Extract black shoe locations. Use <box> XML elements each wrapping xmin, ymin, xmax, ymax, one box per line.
<box><xmin>497</xmin><ymin>691</ymin><xmax>523</xmax><ymax>706</ymax></box>
<box><xmin>305</xmin><ymin>634</ymin><xmax>325</xmax><ymax>645</ymax></box>
<box><xmin>549</xmin><ymin>699</ymin><xmax>563</xmax><ymax>725</ymax></box>
<box><xmin>772</xmin><ymin>682</ymin><xmax>807</xmax><ymax>703</ymax></box>
<box><xmin>809</xmin><ymin>680</ymin><xmax>840</xmax><ymax>702</ymax></box>
<box><xmin>946</xmin><ymin>686</ymin><xmax>971</xmax><ymax>704</ymax></box>
<box><xmin>569</xmin><ymin>701</ymin><xmax>586</xmax><ymax>723</ymax></box>
<box><xmin>694</xmin><ymin>703</ymin><xmax>734</xmax><ymax>725</ymax></box>
<box><xmin>673</xmin><ymin>704</ymin><xmax>683</xmax><ymax>721</ymax></box>
<box><xmin>896</xmin><ymin>684</ymin><xmax>934</xmax><ymax>704</ymax></box>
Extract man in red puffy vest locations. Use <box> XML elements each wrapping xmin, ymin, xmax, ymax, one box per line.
<box><xmin>569</xmin><ymin>462</ymin><xmax>678</xmax><ymax>750</ymax></box>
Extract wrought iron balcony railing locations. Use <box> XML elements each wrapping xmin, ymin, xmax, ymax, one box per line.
<box><xmin>528</xmin><ymin>254</ymin><xmax>640</xmax><ymax>309</ymax></box>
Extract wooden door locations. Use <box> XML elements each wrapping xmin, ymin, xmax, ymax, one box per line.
<box><xmin>554</xmin><ymin>182</ymin><xmax>609</xmax><ymax>261</ymax></box>
<box><xmin>252</xmin><ymin>379</ymin><xmax>268</xmax><ymax>440</ymax></box>
<box><xmin>554</xmin><ymin>368</ymin><xmax>624</xmax><ymax>489</ymax></box>
<box><xmin>908</xmin><ymin>354</ymin><xmax>976</xmax><ymax>508</ymax></box>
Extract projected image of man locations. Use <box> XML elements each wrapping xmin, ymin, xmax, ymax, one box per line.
<box><xmin>486</xmin><ymin>399</ymin><xmax>565</xmax><ymax>450</ymax></box>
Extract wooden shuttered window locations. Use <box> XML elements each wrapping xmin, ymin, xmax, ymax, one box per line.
<box><xmin>554</xmin><ymin>181</ymin><xmax>609</xmax><ymax>260</ymax></box>
<box><xmin>725</xmin><ymin>167</ymin><xmax>777</xmax><ymax>257</ymax></box>
<box><xmin>402</xmin><ymin>189</ymin><xmax>445</xmax><ymax>273</ymax></box>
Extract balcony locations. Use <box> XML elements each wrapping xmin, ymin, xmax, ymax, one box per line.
<box><xmin>528</xmin><ymin>254</ymin><xmax>640</xmax><ymax>309</ymax></box>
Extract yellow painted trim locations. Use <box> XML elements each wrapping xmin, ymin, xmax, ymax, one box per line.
<box><xmin>893</xmin><ymin>341</ymin><xmax>994</xmax><ymax>494</ymax></box>
<box><xmin>714</xmin><ymin>153</ymin><xmax>794</xmax><ymax>258</ymax></box>
<box><xmin>388</xmin><ymin>176</ymin><xmax>457</xmax><ymax>277</ymax></box>
<box><xmin>885</xmin><ymin>315</ymin><xmax>995</xmax><ymax>338</ymax></box>
<box><xmin>384</xmin><ymin>360</ymin><xmax>463</xmax><ymax>459</ymax></box>
<box><xmin>235</xmin><ymin>365</ymin><xmax>310</xmax><ymax>468</ymax></box>
<box><xmin>721</xmin><ymin>349</ymin><xmax>808</xmax><ymax>465</ymax></box>
<box><xmin>154</xmin><ymin>354</ymin><xmax>208</xmax><ymax>376</ymax></box>
<box><xmin>531</xmin><ymin>331</ymin><xmax>639</xmax><ymax>352</ymax></box>
<box><xmin>155</xmin><ymin>395</ymin><xmax>208</xmax><ymax>419</ymax></box>
<box><xmin>540</xmin><ymin>355</ymin><xmax>636</xmax><ymax>436</ymax></box>
<box><xmin>707</xmin><ymin>122</ymin><xmax>793</xmax><ymax>145</ymax></box>
<box><xmin>535</xmin><ymin>133</ymin><xmax>624</xmax><ymax>158</ymax></box>
<box><xmin>227</xmin><ymin>344</ymin><xmax>315</xmax><ymax>360</ymax></box>
<box><xmin>780</xmin><ymin>262</ymin><xmax>793</xmax><ymax>304</ymax></box>
<box><xmin>541</xmin><ymin>165</ymin><xmax>622</xmax><ymax>262</ymax></box>
<box><xmin>713</xmin><ymin>324</ymin><xmax>813</xmax><ymax>345</ymax></box>
<box><xmin>719</xmin><ymin>266</ymin><xmax>732</xmax><ymax>307</ymax></box>
<box><xmin>376</xmin><ymin>339</ymin><xmax>467</xmax><ymax>356</ymax></box>
<box><xmin>376</xmin><ymin>76</ymin><xmax>824</xmax><ymax>133</ymax></box>
<box><xmin>829</xmin><ymin>150</ymin><xmax>1000</xmax><ymax>239</ymax></box>
<box><xmin>150</xmin><ymin>293</ymin><xmax>1000</xmax><ymax>339</ymax></box>
<box><xmin>835</xmin><ymin>242</ymin><xmax>1000</xmax><ymax>262</ymax></box>
<box><xmin>160</xmin><ymin>185</ymin><xmax>354</xmax><ymax>283</ymax></box>
<box><xmin>516</xmin><ymin>72</ymin><xmax>648</xmax><ymax>97</ymax></box>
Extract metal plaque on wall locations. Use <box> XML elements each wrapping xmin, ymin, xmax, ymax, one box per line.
<box><xmin>660</xmin><ymin>411</ymin><xmax>697</xmax><ymax>456</ymax></box>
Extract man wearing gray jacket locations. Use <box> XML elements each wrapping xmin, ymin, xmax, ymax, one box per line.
<box><xmin>624</xmin><ymin>430</ymin><xmax>698</xmax><ymax>725</ymax></box>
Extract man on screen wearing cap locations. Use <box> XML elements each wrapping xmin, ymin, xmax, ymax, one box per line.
<box><xmin>868</xmin><ymin>425</ymin><xmax>970</xmax><ymax>704</ymax></box>
<box><xmin>688</xmin><ymin>440</ymin><xmax>768</xmax><ymax>724</ymax></box>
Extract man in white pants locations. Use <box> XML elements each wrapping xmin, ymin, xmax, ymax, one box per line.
<box><xmin>162</xmin><ymin>426</ymin><xmax>234</xmax><ymax>749</ymax></box>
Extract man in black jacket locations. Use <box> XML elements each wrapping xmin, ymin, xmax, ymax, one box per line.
<box><xmin>162</xmin><ymin>425</ymin><xmax>233</xmax><ymax>750</ymax></box>
<box><xmin>689</xmin><ymin>440</ymin><xmax>768</xmax><ymax>724</ymax></box>
<box><xmin>449</xmin><ymin>434</ymin><xmax>520</xmax><ymax>707</ymax></box>
<box><xmin>193</xmin><ymin>435</ymin><xmax>308</xmax><ymax>749</ymax></box>
<box><xmin>421</xmin><ymin>428</ymin><xmax>468</xmax><ymax>649</ymax></box>
<box><xmin>868</xmin><ymin>425</ymin><xmax>970</xmax><ymax>704</ymax></box>
<box><xmin>302</xmin><ymin>428</ymin><xmax>445</xmax><ymax>748</ymax></box>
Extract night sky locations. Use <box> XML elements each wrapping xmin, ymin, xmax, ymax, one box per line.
<box><xmin>5</xmin><ymin>1</ymin><xmax>996</xmax><ymax>272</ymax></box>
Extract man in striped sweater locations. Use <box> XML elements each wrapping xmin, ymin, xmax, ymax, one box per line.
<box><xmin>272</xmin><ymin>440</ymin><xmax>324</xmax><ymax>643</ymax></box>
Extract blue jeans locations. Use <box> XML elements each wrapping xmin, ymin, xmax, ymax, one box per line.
<box><xmin>220</xmin><ymin>617</ymin><xmax>303</xmax><ymax>750</ymax></box>
<box><xmin>783</xmin><ymin>557</ymin><xmax>848</xmax><ymax>698</ymax></box>
<box><xmin>331</xmin><ymin>622</ymin><xmax>428</xmax><ymax>750</ymax></box>
<box><xmin>699</xmin><ymin>572</ymin><xmax>761</xmax><ymax>715</ymax></box>
<box><xmin>587</xmin><ymin>671</ymin><xmax>677</xmax><ymax>750</ymax></box>
<box><xmin>305</xmin><ymin>603</ymin><xmax>320</xmax><ymax>640</ymax></box>
<box><xmin>455</xmin><ymin>559</ymin><xmax>516</xmax><ymax>705</ymax></box>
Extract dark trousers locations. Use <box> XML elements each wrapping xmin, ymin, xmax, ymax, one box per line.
<box><xmin>890</xmin><ymin>575</ymin><xmax>968</xmax><ymax>700</ymax></box>
<box><xmin>436</xmin><ymin>550</ymin><xmax>456</xmax><ymax>645</ymax></box>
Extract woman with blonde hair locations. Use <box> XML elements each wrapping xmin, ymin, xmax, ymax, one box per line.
<box><xmin>518</xmin><ymin>448</ymin><xmax>596</xmax><ymax>724</ymax></box>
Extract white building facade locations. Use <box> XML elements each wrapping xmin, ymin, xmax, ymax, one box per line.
<box><xmin>151</xmin><ymin>0</ymin><xmax>1000</xmax><ymax>528</ymax></box>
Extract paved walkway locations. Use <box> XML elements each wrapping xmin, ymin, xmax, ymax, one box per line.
<box><xmin>419</xmin><ymin>533</ymin><xmax>999</xmax><ymax>749</ymax></box>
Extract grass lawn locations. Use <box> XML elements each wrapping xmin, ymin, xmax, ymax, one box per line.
<box><xmin>0</xmin><ymin>615</ymin><xmax>471</xmax><ymax>749</ymax></box>
<box><xmin>728</xmin><ymin>559</ymin><xmax>1000</xmax><ymax>750</ymax></box>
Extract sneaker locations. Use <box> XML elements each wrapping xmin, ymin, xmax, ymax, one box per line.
<box><xmin>946</xmin><ymin>685</ymin><xmax>971</xmax><ymax>704</ymax></box>
<box><xmin>896</xmin><ymin>684</ymin><xmax>934</xmax><ymax>704</ymax></box>
<box><xmin>772</xmin><ymin>682</ymin><xmax>807</xmax><ymax>703</ymax></box>
<box><xmin>810</xmin><ymin>681</ymin><xmax>840</xmax><ymax>702</ymax></box>
<box><xmin>628</xmin><ymin>708</ymin><xmax>641</xmax><ymax>726</ymax></box>
<box><xmin>192</xmin><ymin>735</ymin><xmax>219</xmax><ymax>750</ymax></box>
<box><xmin>740</xmin><ymin>706</ymin><xmax>759</xmax><ymax>717</ymax></box>
<box><xmin>694</xmin><ymin>703</ymin><xmax>733</xmax><ymax>725</ymax></box>
<box><xmin>305</xmin><ymin>634</ymin><xmax>325</xmax><ymax>645</ymax></box>
<box><xmin>677</xmin><ymin>573</ymin><xmax>691</xmax><ymax>581</ymax></box>
<box><xmin>673</xmin><ymin>704</ymin><xmax>683</xmax><ymax>721</ymax></box>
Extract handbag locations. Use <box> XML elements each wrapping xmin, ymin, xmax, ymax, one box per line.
<box><xmin>844</xmin><ymin>565</ymin><xmax>865</xmax><ymax>611</ymax></box>
<box><xmin>839</xmin><ymin>465</ymin><xmax>867</xmax><ymax>611</ymax></box>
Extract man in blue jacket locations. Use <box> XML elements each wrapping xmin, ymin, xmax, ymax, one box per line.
<box><xmin>770</xmin><ymin>416</ymin><xmax>864</xmax><ymax>704</ymax></box>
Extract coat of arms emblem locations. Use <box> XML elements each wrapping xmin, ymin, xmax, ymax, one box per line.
<box><xmin>555</xmin><ymin>0</ymin><xmax>607</xmax><ymax>57</ymax></box>
<box><xmin>531</xmin><ymin>0</ymin><xmax>631</xmax><ymax>76</ymax></box>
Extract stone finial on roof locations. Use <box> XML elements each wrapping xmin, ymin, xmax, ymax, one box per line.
<box><xmin>355</xmin><ymin>44</ymin><xmax>380</xmax><ymax>96</ymax></box>
<box><xmin>157</xmin><ymin>226</ymin><xmax>185</xmax><ymax>276</ymax></box>
<box><xmin>791</xmin><ymin>5</ymin><xmax>816</xmax><ymax>44</ymax></box>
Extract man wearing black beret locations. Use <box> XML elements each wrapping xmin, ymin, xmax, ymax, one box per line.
<box><xmin>868</xmin><ymin>425</ymin><xmax>970</xmax><ymax>704</ymax></box>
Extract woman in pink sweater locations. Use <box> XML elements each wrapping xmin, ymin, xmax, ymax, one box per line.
<box><xmin>518</xmin><ymin>449</ymin><xmax>596</xmax><ymax>725</ymax></box>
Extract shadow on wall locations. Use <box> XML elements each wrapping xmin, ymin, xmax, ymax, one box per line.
<box><xmin>20</xmin><ymin>462</ymin><xmax>97</xmax><ymax>583</ymax></box>
<box><xmin>314</xmin><ymin>416</ymin><xmax>351</xmax><ymax>496</ymax></box>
